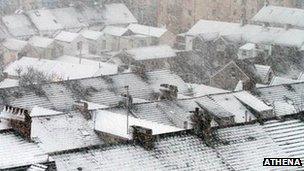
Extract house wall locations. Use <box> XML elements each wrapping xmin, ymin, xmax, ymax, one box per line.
<box><xmin>56</xmin><ymin>36</ymin><xmax>84</xmax><ymax>56</ymax></box>
<box><xmin>159</xmin><ymin>31</ymin><xmax>176</xmax><ymax>47</ymax></box>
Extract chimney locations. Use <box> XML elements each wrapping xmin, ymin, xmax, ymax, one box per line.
<box><xmin>190</xmin><ymin>107</ymin><xmax>212</xmax><ymax>145</ymax></box>
<box><xmin>132</xmin><ymin>125</ymin><xmax>154</xmax><ymax>150</ymax></box>
<box><xmin>3</xmin><ymin>105</ymin><xmax>32</xmax><ymax>140</ymax></box>
<box><xmin>117</xmin><ymin>65</ymin><xmax>129</xmax><ymax>73</ymax></box>
<box><xmin>122</xmin><ymin>86</ymin><xmax>133</xmax><ymax>110</ymax></box>
<box><xmin>159</xmin><ymin>84</ymin><xmax>178</xmax><ymax>100</ymax></box>
<box><xmin>74</xmin><ymin>101</ymin><xmax>91</xmax><ymax>120</ymax></box>
<box><xmin>264</xmin><ymin>0</ymin><xmax>269</xmax><ymax>6</ymax></box>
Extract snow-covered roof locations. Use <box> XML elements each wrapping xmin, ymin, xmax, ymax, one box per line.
<box><xmin>56</xmin><ymin>55</ymin><xmax>118</xmax><ymax>75</ymax></box>
<box><xmin>240</xmin><ymin>43</ymin><xmax>256</xmax><ymax>50</ymax></box>
<box><xmin>0</xmin><ymin>131</ymin><xmax>51</xmax><ymax>170</ymax></box>
<box><xmin>263</xmin><ymin>119</ymin><xmax>304</xmax><ymax>169</ymax></box>
<box><xmin>81</xmin><ymin>30</ymin><xmax>104</xmax><ymax>40</ymax></box>
<box><xmin>54</xmin><ymin>31</ymin><xmax>80</xmax><ymax>43</ymax></box>
<box><xmin>0</xmin><ymin>79</ymin><xmax>19</xmax><ymax>88</ymax></box>
<box><xmin>2</xmin><ymin>14</ymin><xmax>37</xmax><ymax>38</ymax></box>
<box><xmin>31</xmin><ymin>112</ymin><xmax>103</xmax><ymax>153</ymax></box>
<box><xmin>53</xmin><ymin>123</ymin><xmax>289</xmax><ymax>171</ymax></box>
<box><xmin>146</xmin><ymin>70</ymin><xmax>189</xmax><ymax>94</ymax></box>
<box><xmin>94</xmin><ymin>110</ymin><xmax>183</xmax><ymax>139</ymax></box>
<box><xmin>189</xmin><ymin>83</ymin><xmax>229</xmax><ymax>97</ymax></box>
<box><xmin>28</xmin><ymin>36</ymin><xmax>54</xmax><ymax>48</ymax></box>
<box><xmin>104</xmin><ymin>3</ymin><xmax>137</xmax><ymax>25</ymax></box>
<box><xmin>127</xmin><ymin>24</ymin><xmax>167</xmax><ymax>38</ymax></box>
<box><xmin>234</xmin><ymin>91</ymin><xmax>273</xmax><ymax>112</ymax></box>
<box><xmin>2</xmin><ymin>38</ymin><xmax>28</xmax><ymax>51</ymax></box>
<box><xmin>30</xmin><ymin>106</ymin><xmax>62</xmax><ymax>117</ymax></box>
<box><xmin>211</xmin><ymin>93</ymin><xmax>257</xmax><ymax>123</ymax></box>
<box><xmin>270</xmin><ymin>76</ymin><xmax>302</xmax><ymax>86</ymax></box>
<box><xmin>256</xmin><ymin>82</ymin><xmax>304</xmax><ymax>116</ymax></box>
<box><xmin>4</xmin><ymin>57</ymin><xmax>109</xmax><ymax>80</ymax></box>
<box><xmin>186</xmin><ymin>19</ymin><xmax>304</xmax><ymax>48</ymax></box>
<box><xmin>127</xmin><ymin>45</ymin><xmax>176</xmax><ymax>61</ymax></box>
<box><xmin>234</xmin><ymin>80</ymin><xmax>243</xmax><ymax>91</ymax></box>
<box><xmin>101</xmin><ymin>26</ymin><xmax>130</xmax><ymax>36</ymax></box>
<box><xmin>252</xmin><ymin>5</ymin><xmax>304</xmax><ymax>28</ymax></box>
<box><xmin>254</xmin><ymin>64</ymin><xmax>271</xmax><ymax>81</ymax></box>
<box><xmin>50</xmin><ymin>7</ymin><xmax>86</xmax><ymax>29</ymax></box>
<box><xmin>27</xmin><ymin>9</ymin><xmax>63</xmax><ymax>32</ymax></box>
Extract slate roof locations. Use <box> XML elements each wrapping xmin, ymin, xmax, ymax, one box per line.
<box><xmin>263</xmin><ymin>119</ymin><xmax>304</xmax><ymax>170</ymax></box>
<box><xmin>256</xmin><ymin>82</ymin><xmax>304</xmax><ymax>116</ymax></box>
<box><xmin>0</xmin><ymin>130</ymin><xmax>52</xmax><ymax>170</ymax></box>
<box><xmin>31</xmin><ymin>112</ymin><xmax>103</xmax><ymax>153</ymax></box>
<box><xmin>52</xmin><ymin>123</ymin><xmax>293</xmax><ymax>171</ymax></box>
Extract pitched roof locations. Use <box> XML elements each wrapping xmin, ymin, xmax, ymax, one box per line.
<box><xmin>94</xmin><ymin>110</ymin><xmax>183</xmax><ymax>139</ymax></box>
<box><xmin>254</xmin><ymin>64</ymin><xmax>271</xmax><ymax>81</ymax></box>
<box><xmin>127</xmin><ymin>45</ymin><xmax>176</xmax><ymax>60</ymax></box>
<box><xmin>52</xmin><ymin>123</ymin><xmax>291</xmax><ymax>171</ymax></box>
<box><xmin>186</xmin><ymin>19</ymin><xmax>304</xmax><ymax>48</ymax></box>
<box><xmin>27</xmin><ymin>9</ymin><xmax>63</xmax><ymax>32</ymax></box>
<box><xmin>50</xmin><ymin>7</ymin><xmax>86</xmax><ymax>29</ymax></box>
<box><xmin>2</xmin><ymin>38</ymin><xmax>28</xmax><ymax>51</ymax></box>
<box><xmin>252</xmin><ymin>5</ymin><xmax>304</xmax><ymax>28</ymax></box>
<box><xmin>2</xmin><ymin>14</ymin><xmax>37</xmax><ymax>38</ymax></box>
<box><xmin>127</xmin><ymin>24</ymin><xmax>167</xmax><ymax>38</ymax></box>
<box><xmin>28</xmin><ymin>36</ymin><xmax>54</xmax><ymax>48</ymax></box>
<box><xmin>31</xmin><ymin>112</ymin><xmax>103</xmax><ymax>153</ymax></box>
<box><xmin>4</xmin><ymin>57</ymin><xmax>112</xmax><ymax>80</ymax></box>
<box><xmin>101</xmin><ymin>26</ymin><xmax>130</xmax><ymax>36</ymax></box>
<box><xmin>270</xmin><ymin>76</ymin><xmax>302</xmax><ymax>86</ymax></box>
<box><xmin>233</xmin><ymin>91</ymin><xmax>273</xmax><ymax>112</ymax></box>
<box><xmin>104</xmin><ymin>3</ymin><xmax>137</xmax><ymax>25</ymax></box>
<box><xmin>80</xmin><ymin>30</ymin><xmax>104</xmax><ymax>40</ymax></box>
<box><xmin>0</xmin><ymin>130</ymin><xmax>51</xmax><ymax>170</ymax></box>
<box><xmin>54</xmin><ymin>31</ymin><xmax>80</xmax><ymax>43</ymax></box>
<box><xmin>256</xmin><ymin>82</ymin><xmax>304</xmax><ymax>116</ymax></box>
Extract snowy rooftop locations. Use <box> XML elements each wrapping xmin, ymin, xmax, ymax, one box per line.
<box><xmin>27</xmin><ymin>9</ymin><xmax>63</xmax><ymax>32</ymax></box>
<box><xmin>104</xmin><ymin>3</ymin><xmax>137</xmax><ymax>25</ymax></box>
<box><xmin>186</xmin><ymin>19</ymin><xmax>304</xmax><ymax>48</ymax></box>
<box><xmin>53</xmin><ymin>123</ymin><xmax>289</xmax><ymax>171</ymax></box>
<box><xmin>0</xmin><ymin>131</ymin><xmax>51</xmax><ymax>170</ymax></box>
<box><xmin>127</xmin><ymin>45</ymin><xmax>176</xmax><ymax>61</ymax></box>
<box><xmin>252</xmin><ymin>5</ymin><xmax>304</xmax><ymax>28</ymax></box>
<box><xmin>31</xmin><ymin>112</ymin><xmax>103</xmax><ymax>153</ymax></box>
<box><xmin>28</xmin><ymin>36</ymin><xmax>54</xmax><ymax>48</ymax></box>
<box><xmin>101</xmin><ymin>26</ymin><xmax>130</xmax><ymax>36</ymax></box>
<box><xmin>50</xmin><ymin>7</ymin><xmax>86</xmax><ymax>30</ymax></box>
<box><xmin>270</xmin><ymin>76</ymin><xmax>302</xmax><ymax>86</ymax></box>
<box><xmin>81</xmin><ymin>30</ymin><xmax>104</xmax><ymax>40</ymax></box>
<box><xmin>54</xmin><ymin>31</ymin><xmax>80</xmax><ymax>43</ymax></box>
<box><xmin>240</xmin><ymin>43</ymin><xmax>256</xmax><ymax>50</ymax></box>
<box><xmin>263</xmin><ymin>119</ymin><xmax>304</xmax><ymax>170</ymax></box>
<box><xmin>0</xmin><ymin>79</ymin><xmax>19</xmax><ymax>88</ymax></box>
<box><xmin>234</xmin><ymin>91</ymin><xmax>273</xmax><ymax>112</ymax></box>
<box><xmin>256</xmin><ymin>82</ymin><xmax>304</xmax><ymax>116</ymax></box>
<box><xmin>210</xmin><ymin>93</ymin><xmax>257</xmax><ymax>123</ymax></box>
<box><xmin>4</xmin><ymin>57</ymin><xmax>114</xmax><ymax>80</ymax></box>
<box><xmin>2</xmin><ymin>14</ymin><xmax>37</xmax><ymax>38</ymax></box>
<box><xmin>189</xmin><ymin>83</ymin><xmax>229</xmax><ymax>97</ymax></box>
<box><xmin>2</xmin><ymin>38</ymin><xmax>28</xmax><ymax>51</ymax></box>
<box><xmin>94</xmin><ymin>110</ymin><xmax>183</xmax><ymax>139</ymax></box>
<box><xmin>127</xmin><ymin>24</ymin><xmax>168</xmax><ymax>38</ymax></box>
<box><xmin>30</xmin><ymin>106</ymin><xmax>62</xmax><ymax>117</ymax></box>
<box><xmin>56</xmin><ymin>55</ymin><xmax>118</xmax><ymax>75</ymax></box>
